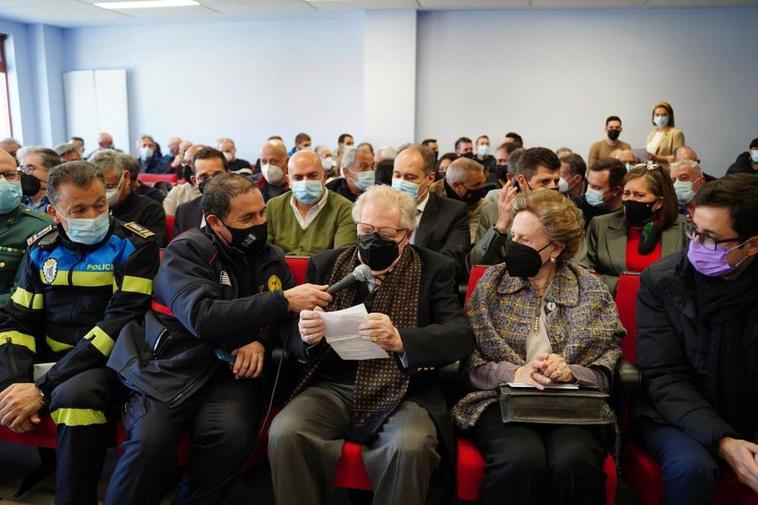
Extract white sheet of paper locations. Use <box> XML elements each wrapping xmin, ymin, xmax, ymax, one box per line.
<box><xmin>320</xmin><ymin>304</ymin><xmax>389</xmax><ymax>361</ymax></box>
<box><xmin>505</xmin><ymin>382</ymin><xmax>580</xmax><ymax>390</ymax></box>
<box><xmin>33</xmin><ymin>362</ymin><xmax>55</xmax><ymax>381</ymax></box>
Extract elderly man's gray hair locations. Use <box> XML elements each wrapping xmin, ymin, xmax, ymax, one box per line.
<box><xmin>352</xmin><ymin>184</ymin><xmax>417</xmax><ymax>232</ymax></box>
<box><xmin>670</xmin><ymin>159</ymin><xmax>702</xmax><ymax>175</ymax></box>
<box><xmin>446</xmin><ymin>157</ymin><xmax>484</xmax><ymax>185</ymax></box>
<box><xmin>90</xmin><ymin>150</ymin><xmax>132</xmax><ymax>178</ymax></box>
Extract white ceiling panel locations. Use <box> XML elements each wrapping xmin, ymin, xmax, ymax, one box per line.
<box><xmin>531</xmin><ymin>0</ymin><xmax>645</xmax><ymax>7</ymax></box>
<box><xmin>210</xmin><ymin>1</ymin><xmax>317</xmax><ymax>14</ymax></box>
<box><xmin>418</xmin><ymin>0</ymin><xmax>529</xmax><ymax>8</ymax></box>
<box><xmin>307</xmin><ymin>0</ymin><xmax>419</xmax><ymax>10</ymax></box>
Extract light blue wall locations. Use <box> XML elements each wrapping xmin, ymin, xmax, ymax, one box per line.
<box><xmin>29</xmin><ymin>24</ymin><xmax>66</xmax><ymax>148</ymax></box>
<box><xmin>416</xmin><ymin>7</ymin><xmax>758</xmax><ymax>175</ymax></box>
<box><xmin>0</xmin><ymin>17</ymin><xmax>37</xmax><ymax>144</ymax></box>
<box><xmin>62</xmin><ymin>15</ymin><xmax>366</xmax><ymax>159</ymax></box>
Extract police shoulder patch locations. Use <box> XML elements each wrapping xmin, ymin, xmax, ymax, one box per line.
<box><xmin>267</xmin><ymin>274</ymin><xmax>282</xmax><ymax>292</ymax></box>
<box><xmin>123</xmin><ymin>222</ymin><xmax>155</xmax><ymax>239</ymax></box>
<box><xmin>26</xmin><ymin>224</ymin><xmax>56</xmax><ymax>247</ymax></box>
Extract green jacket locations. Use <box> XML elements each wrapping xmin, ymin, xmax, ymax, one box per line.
<box><xmin>267</xmin><ymin>190</ymin><xmax>357</xmax><ymax>257</ymax></box>
<box><xmin>0</xmin><ymin>205</ymin><xmax>53</xmax><ymax>305</ymax></box>
<box><xmin>581</xmin><ymin>211</ymin><xmax>689</xmax><ymax>294</ymax></box>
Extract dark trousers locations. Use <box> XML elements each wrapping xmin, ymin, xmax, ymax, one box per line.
<box><xmin>48</xmin><ymin>367</ymin><xmax>124</xmax><ymax>505</ymax></box>
<box><xmin>105</xmin><ymin>368</ymin><xmax>262</xmax><ymax>505</ymax></box>
<box><xmin>470</xmin><ymin>404</ymin><xmax>607</xmax><ymax>505</ymax></box>
<box><xmin>634</xmin><ymin>418</ymin><xmax>720</xmax><ymax>505</ymax></box>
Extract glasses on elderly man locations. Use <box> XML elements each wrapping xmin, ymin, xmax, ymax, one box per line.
<box><xmin>685</xmin><ymin>222</ymin><xmax>744</xmax><ymax>251</ymax></box>
<box><xmin>357</xmin><ymin>223</ymin><xmax>407</xmax><ymax>241</ymax></box>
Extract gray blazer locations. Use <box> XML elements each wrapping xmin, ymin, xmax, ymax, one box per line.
<box><xmin>581</xmin><ymin>211</ymin><xmax>689</xmax><ymax>294</ymax></box>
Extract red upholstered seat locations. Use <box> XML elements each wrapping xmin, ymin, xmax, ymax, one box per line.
<box><xmin>0</xmin><ymin>415</ymin><xmax>58</xmax><ymax>449</ymax></box>
<box><xmin>284</xmin><ymin>256</ymin><xmax>309</xmax><ymax>285</ymax></box>
<box><xmin>138</xmin><ymin>173</ymin><xmax>178</xmax><ymax>185</ymax></box>
<box><xmin>614</xmin><ymin>272</ymin><xmax>641</xmax><ymax>362</ymax></box>
<box><xmin>164</xmin><ymin>215</ymin><xmax>176</xmax><ymax>244</ymax></box>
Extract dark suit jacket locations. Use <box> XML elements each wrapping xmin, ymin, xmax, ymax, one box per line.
<box><xmin>414</xmin><ymin>193</ymin><xmax>471</xmax><ymax>281</ymax></box>
<box><xmin>288</xmin><ymin>246</ymin><xmax>475</xmax><ymax>457</ymax></box>
<box><xmin>174</xmin><ymin>196</ymin><xmax>203</xmax><ymax>236</ymax></box>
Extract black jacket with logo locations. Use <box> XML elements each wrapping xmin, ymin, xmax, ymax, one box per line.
<box><xmin>108</xmin><ymin>227</ymin><xmax>295</xmax><ymax>406</ymax></box>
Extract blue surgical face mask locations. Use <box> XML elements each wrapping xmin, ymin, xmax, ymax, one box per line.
<box><xmin>477</xmin><ymin>145</ymin><xmax>490</xmax><ymax>157</ymax></box>
<box><xmin>585</xmin><ymin>187</ymin><xmax>606</xmax><ymax>208</ymax></box>
<box><xmin>751</xmin><ymin>150</ymin><xmax>758</xmax><ymax>163</ymax></box>
<box><xmin>392</xmin><ymin>177</ymin><xmax>422</xmax><ymax>200</ymax></box>
<box><xmin>673</xmin><ymin>180</ymin><xmax>696</xmax><ymax>205</ymax></box>
<box><xmin>292</xmin><ymin>180</ymin><xmax>323</xmax><ymax>205</ymax></box>
<box><xmin>62</xmin><ymin>211</ymin><xmax>110</xmax><ymax>245</ymax></box>
<box><xmin>0</xmin><ymin>178</ymin><xmax>22</xmax><ymax>214</ymax></box>
<box><xmin>353</xmin><ymin>170</ymin><xmax>375</xmax><ymax>191</ymax></box>
<box><xmin>654</xmin><ymin>115</ymin><xmax>669</xmax><ymax>128</ymax></box>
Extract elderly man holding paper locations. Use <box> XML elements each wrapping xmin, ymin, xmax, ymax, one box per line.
<box><xmin>268</xmin><ymin>184</ymin><xmax>475</xmax><ymax>505</ymax></box>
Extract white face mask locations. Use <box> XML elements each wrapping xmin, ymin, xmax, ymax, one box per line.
<box><xmin>223</xmin><ymin>151</ymin><xmax>234</xmax><ymax>162</ymax></box>
<box><xmin>321</xmin><ymin>156</ymin><xmax>335</xmax><ymax>171</ymax></box>
<box><xmin>139</xmin><ymin>146</ymin><xmax>154</xmax><ymax>161</ymax></box>
<box><xmin>261</xmin><ymin>163</ymin><xmax>284</xmax><ymax>185</ymax></box>
<box><xmin>558</xmin><ymin>177</ymin><xmax>570</xmax><ymax>194</ymax></box>
<box><xmin>106</xmin><ymin>173</ymin><xmax>124</xmax><ymax>206</ymax></box>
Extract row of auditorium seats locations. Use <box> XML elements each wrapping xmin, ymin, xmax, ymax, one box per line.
<box><xmin>1</xmin><ymin>190</ymin><xmax>753</xmax><ymax>503</ymax></box>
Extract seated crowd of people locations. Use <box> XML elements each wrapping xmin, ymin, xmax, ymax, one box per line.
<box><xmin>0</xmin><ymin>98</ymin><xmax>755</xmax><ymax>505</ymax></box>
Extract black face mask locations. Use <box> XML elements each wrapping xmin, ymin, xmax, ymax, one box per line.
<box><xmin>623</xmin><ymin>200</ymin><xmax>655</xmax><ymax>227</ymax></box>
<box><xmin>358</xmin><ymin>233</ymin><xmax>400</xmax><ymax>271</ymax></box>
<box><xmin>461</xmin><ymin>152</ymin><xmax>475</xmax><ymax>160</ymax></box>
<box><xmin>20</xmin><ymin>173</ymin><xmax>41</xmax><ymax>197</ymax></box>
<box><xmin>182</xmin><ymin>164</ymin><xmax>193</xmax><ymax>183</ymax></box>
<box><xmin>504</xmin><ymin>239</ymin><xmax>553</xmax><ymax>278</ymax></box>
<box><xmin>198</xmin><ymin>179</ymin><xmax>210</xmax><ymax>194</ymax></box>
<box><xmin>607</xmin><ymin>129</ymin><xmax>621</xmax><ymax>141</ymax></box>
<box><xmin>495</xmin><ymin>164</ymin><xmax>509</xmax><ymax>181</ymax></box>
<box><xmin>225</xmin><ymin>222</ymin><xmax>267</xmax><ymax>256</ymax></box>
<box><xmin>462</xmin><ymin>186</ymin><xmax>488</xmax><ymax>206</ymax></box>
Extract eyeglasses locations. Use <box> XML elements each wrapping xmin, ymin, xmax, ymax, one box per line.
<box><xmin>0</xmin><ymin>171</ymin><xmax>21</xmax><ymax>182</ymax></box>
<box><xmin>685</xmin><ymin>222</ymin><xmax>743</xmax><ymax>251</ymax></box>
<box><xmin>20</xmin><ymin>164</ymin><xmax>44</xmax><ymax>175</ymax></box>
<box><xmin>357</xmin><ymin>223</ymin><xmax>407</xmax><ymax>241</ymax></box>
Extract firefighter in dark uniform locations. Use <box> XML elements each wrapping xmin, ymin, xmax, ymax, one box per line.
<box><xmin>0</xmin><ymin>148</ymin><xmax>53</xmax><ymax>304</ymax></box>
<box><xmin>0</xmin><ymin>161</ymin><xmax>160</xmax><ymax>505</ymax></box>
<box><xmin>106</xmin><ymin>171</ymin><xmax>332</xmax><ymax>505</ymax></box>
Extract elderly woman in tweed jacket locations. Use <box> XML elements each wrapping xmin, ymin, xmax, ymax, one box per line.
<box><xmin>451</xmin><ymin>189</ymin><xmax>624</xmax><ymax>505</ymax></box>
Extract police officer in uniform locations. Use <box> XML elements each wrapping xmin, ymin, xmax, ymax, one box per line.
<box><xmin>106</xmin><ymin>173</ymin><xmax>332</xmax><ymax>505</ymax></box>
<box><xmin>0</xmin><ymin>161</ymin><xmax>160</xmax><ymax>505</ymax></box>
<box><xmin>0</xmin><ymin>148</ymin><xmax>53</xmax><ymax>303</ymax></box>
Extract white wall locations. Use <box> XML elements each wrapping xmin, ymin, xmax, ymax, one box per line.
<box><xmin>363</xmin><ymin>9</ymin><xmax>416</xmax><ymax>148</ymax></box>
<box><xmin>62</xmin><ymin>15</ymin><xmax>366</xmax><ymax>160</ymax></box>
<box><xmin>416</xmin><ymin>8</ymin><xmax>758</xmax><ymax>176</ymax></box>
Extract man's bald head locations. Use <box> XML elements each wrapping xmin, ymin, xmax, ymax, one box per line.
<box><xmin>260</xmin><ymin>141</ymin><xmax>288</xmax><ymax>168</ymax></box>
<box><xmin>184</xmin><ymin>144</ymin><xmax>205</xmax><ymax>165</ymax></box>
<box><xmin>288</xmin><ymin>150</ymin><xmax>322</xmax><ymax>173</ymax></box>
<box><xmin>0</xmin><ymin>148</ymin><xmax>16</xmax><ymax>172</ymax></box>
<box><xmin>674</xmin><ymin>145</ymin><xmax>699</xmax><ymax>163</ymax></box>
<box><xmin>98</xmin><ymin>132</ymin><xmax>114</xmax><ymax>149</ymax></box>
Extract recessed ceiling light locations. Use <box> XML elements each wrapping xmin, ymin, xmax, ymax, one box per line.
<box><xmin>94</xmin><ymin>0</ymin><xmax>200</xmax><ymax>10</ymax></box>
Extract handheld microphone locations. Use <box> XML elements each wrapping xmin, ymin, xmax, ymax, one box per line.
<box><xmin>327</xmin><ymin>264</ymin><xmax>371</xmax><ymax>295</ymax></box>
